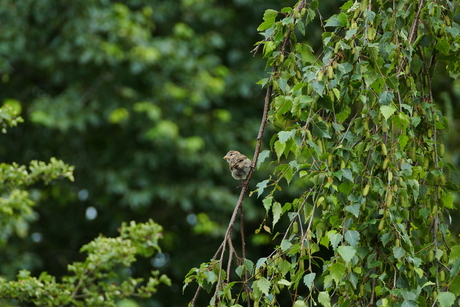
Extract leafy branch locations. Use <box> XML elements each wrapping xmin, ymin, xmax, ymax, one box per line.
<box><xmin>0</xmin><ymin>220</ymin><xmax>171</xmax><ymax>306</ymax></box>
<box><xmin>186</xmin><ymin>0</ymin><xmax>460</xmax><ymax>306</ymax></box>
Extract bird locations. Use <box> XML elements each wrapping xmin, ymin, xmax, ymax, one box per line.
<box><xmin>223</xmin><ymin>150</ymin><xmax>252</xmax><ymax>181</ymax></box>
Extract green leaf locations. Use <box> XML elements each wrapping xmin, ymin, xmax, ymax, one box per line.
<box><xmin>411</xmin><ymin>116</ymin><xmax>421</xmax><ymax>127</ymax></box>
<box><xmin>278</xmin><ymin>259</ymin><xmax>291</xmax><ymax>275</ymax></box>
<box><xmin>299</xmin><ymin>95</ymin><xmax>313</xmax><ymax>107</ymax></box>
<box><xmin>447</xmin><ymin>26</ymin><xmax>460</xmax><ymax>37</ymax></box>
<box><xmin>307</xmin><ymin>140</ymin><xmax>322</xmax><ymax>155</ymax></box>
<box><xmin>379</xmin><ymin>91</ymin><xmax>394</xmax><ymax>105</ymax></box>
<box><xmin>310</xmin><ymin>0</ymin><xmax>319</xmax><ymax>10</ymax></box>
<box><xmin>235</xmin><ymin>265</ymin><xmax>244</xmax><ymax>278</ymax></box>
<box><xmin>437</xmin><ymin>292</ymin><xmax>455</xmax><ymax>307</ymax></box>
<box><xmin>397</xmin><ymin>112</ymin><xmax>411</xmax><ymax>128</ymax></box>
<box><xmin>336</xmin><ymin>106</ymin><xmax>351</xmax><ymax>122</ymax></box>
<box><xmin>329</xmin><ymin>262</ymin><xmax>346</xmax><ymax>284</ymax></box>
<box><xmin>345</xmin><ymin>203</ymin><xmax>360</xmax><ymax>218</ymax></box>
<box><xmin>449</xmin><ymin>246</ymin><xmax>460</xmax><ymax>262</ymax></box>
<box><xmin>277</xmin><ymin>78</ymin><xmax>289</xmax><ymax>94</ymax></box>
<box><xmin>281</xmin><ymin>16</ymin><xmax>294</xmax><ymax>26</ymax></box>
<box><xmin>312</xmin><ymin>121</ymin><xmax>331</xmax><ymax>138</ymax></box>
<box><xmin>303</xmin><ymin>273</ymin><xmax>316</xmax><ymax>290</ymax></box>
<box><xmin>203</xmin><ymin>270</ymin><xmax>217</xmax><ymax>283</ymax></box>
<box><xmin>310</xmin><ymin>80</ymin><xmax>325</xmax><ymax>96</ymax></box>
<box><xmin>338</xmin><ymin>63</ymin><xmax>353</xmax><ymax>74</ymax></box>
<box><xmin>325</xmin><ymin>13</ymin><xmax>347</xmax><ymax>27</ymax></box>
<box><xmin>281</xmin><ymin>7</ymin><xmax>292</xmax><ymax>13</ymax></box>
<box><xmin>339</xmin><ymin>181</ymin><xmax>354</xmax><ymax>194</ymax></box>
<box><xmin>380</xmin><ymin>105</ymin><xmax>396</xmax><ymax>120</ymax></box>
<box><xmin>435</xmin><ymin>39</ymin><xmax>450</xmax><ymax>54</ymax></box>
<box><xmin>318</xmin><ymin>291</ymin><xmax>331</xmax><ymax>307</ymax></box>
<box><xmin>257</xmin><ymin>150</ymin><xmax>271</xmax><ymax>169</ymax></box>
<box><xmin>278</xmin><ymin>130</ymin><xmax>293</xmax><ymax>144</ymax></box>
<box><xmin>442</xmin><ymin>192</ymin><xmax>454</xmax><ymax>209</ymax></box>
<box><xmin>273</xmin><ymin>95</ymin><xmax>290</xmax><ymax>114</ymax></box>
<box><xmin>272</xmin><ymin>202</ymin><xmax>282</xmax><ymax>227</ymax></box>
<box><xmin>257</xmin><ymin>9</ymin><xmax>278</xmax><ymax>31</ymax></box>
<box><xmin>399</xmin><ymin>133</ymin><xmax>409</xmax><ymax>150</ymax></box>
<box><xmin>278</xmin><ymin>279</ymin><xmax>291</xmax><ymax>286</ymax></box>
<box><xmin>296</xmin><ymin>18</ymin><xmax>306</xmax><ymax>35</ymax></box>
<box><xmin>255</xmin><ymin>257</ymin><xmax>267</xmax><ymax>270</ymax></box>
<box><xmin>446</xmin><ymin>180</ymin><xmax>460</xmax><ymax>192</ymax></box>
<box><xmin>345</xmin><ymin>28</ymin><xmax>358</xmax><ymax>39</ymax></box>
<box><xmin>257</xmin><ymin>20</ymin><xmax>275</xmax><ymax>32</ymax></box>
<box><xmin>280</xmin><ymin>239</ymin><xmax>292</xmax><ymax>252</ymax></box>
<box><xmin>340</xmin><ymin>0</ymin><xmax>354</xmax><ymax>11</ymax></box>
<box><xmin>274</xmin><ymin>140</ymin><xmax>286</xmax><ymax>160</ymax></box>
<box><xmin>262</xmin><ymin>196</ymin><xmax>273</xmax><ymax>211</ymax></box>
<box><xmin>253</xmin><ymin>277</ymin><xmax>271</xmax><ymax>296</ymax></box>
<box><xmin>342</xmin><ymin>168</ymin><xmax>353</xmax><ymax>181</ymax></box>
<box><xmin>393</xmin><ymin>246</ymin><xmax>405</xmax><ymax>259</ymax></box>
<box><xmin>333</xmin><ymin>169</ymin><xmax>344</xmax><ymax>180</ymax></box>
<box><xmin>244</xmin><ymin>259</ymin><xmax>254</xmax><ymax>275</ymax></box>
<box><xmin>436</xmin><ymin>248</ymin><xmax>444</xmax><ymax>261</ymax></box>
<box><xmin>380</xmin><ymin>232</ymin><xmax>391</xmax><ymax>247</ymax></box>
<box><xmin>278</xmin><ymin>164</ymin><xmax>294</xmax><ymax>184</ymax></box>
<box><xmin>344</xmin><ymin>230</ymin><xmax>360</xmax><ymax>248</ymax></box>
<box><xmin>450</xmin><ymin>277</ymin><xmax>460</xmax><ymax>296</ymax></box>
<box><xmin>257</xmin><ymin>180</ymin><xmax>270</xmax><ymax>198</ymax></box>
<box><xmin>328</xmin><ymin>232</ymin><xmax>343</xmax><ymax>250</ymax></box>
<box><xmin>293</xmin><ymin>301</ymin><xmax>307</xmax><ymax>307</ymax></box>
<box><xmin>263</xmin><ymin>41</ymin><xmax>276</xmax><ymax>56</ymax></box>
<box><xmin>262</xmin><ymin>9</ymin><xmax>278</xmax><ymax>21</ymax></box>
<box><xmin>337</xmin><ymin>246</ymin><xmax>356</xmax><ymax>264</ymax></box>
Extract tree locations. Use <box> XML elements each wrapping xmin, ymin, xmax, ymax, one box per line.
<box><xmin>185</xmin><ymin>0</ymin><xmax>460</xmax><ymax>306</ymax></box>
<box><xmin>0</xmin><ymin>105</ymin><xmax>170</xmax><ymax>306</ymax></box>
<box><xmin>0</xmin><ymin>1</ymin><xmax>289</xmax><ymax>306</ymax></box>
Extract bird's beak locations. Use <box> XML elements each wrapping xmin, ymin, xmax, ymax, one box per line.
<box><xmin>223</xmin><ymin>155</ymin><xmax>229</xmax><ymax>160</ymax></box>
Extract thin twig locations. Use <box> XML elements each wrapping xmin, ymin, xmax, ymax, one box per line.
<box><xmin>240</xmin><ymin>205</ymin><xmax>246</xmax><ymax>260</ymax></box>
<box><xmin>239</xmin><ymin>204</ymin><xmax>251</xmax><ymax>307</ymax></box>
<box><xmin>397</xmin><ymin>0</ymin><xmax>424</xmax><ymax>76</ymax></box>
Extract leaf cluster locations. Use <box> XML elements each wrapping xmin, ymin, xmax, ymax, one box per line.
<box><xmin>0</xmin><ymin>220</ymin><xmax>171</xmax><ymax>306</ymax></box>
<box><xmin>0</xmin><ymin>104</ymin><xmax>23</xmax><ymax>133</ymax></box>
<box><xmin>0</xmin><ymin>108</ymin><xmax>170</xmax><ymax>306</ymax></box>
<box><xmin>0</xmin><ymin>111</ymin><xmax>75</xmax><ymax>242</ymax></box>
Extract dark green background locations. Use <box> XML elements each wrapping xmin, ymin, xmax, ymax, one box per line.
<box><xmin>0</xmin><ymin>0</ymin><xmax>459</xmax><ymax>306</ymax></box>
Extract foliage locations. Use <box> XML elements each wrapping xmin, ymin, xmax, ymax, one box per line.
<box><xmin>0</xmin><ymin>105</ymin><xmax>74</xmax><ymax>243</ymax></box>
<box><xmin>0</xmin><ymin>219</ymin><xmax>171</xmax><ymax>306</ymax></box>
<box><xmin>0</xmin><ymin>104</ymin><xmax>23</xmax><ymax>133</ymax></box>
<box><xmin>0</xmin><ymin>108</ymin><xmax>170</xmax><ymax>305</ymax></box>
<box><xmin>0</xmin><ymin>1</ymin><xmax>279</xmax><ymax>305</ymax></box>
<box><xmin>0</xmin><ymin>157</ymin><xmax>74</xmax><ymax>243</ymax></box>
<box><xmin>185</xmin><ymin>0</ymin><xmax>460</xmax><ymax>306</ymax></box>
<box><xmin>2</xmin><ymin>0</ymin><xmax>460</xmax><ymax>306</ymax></box>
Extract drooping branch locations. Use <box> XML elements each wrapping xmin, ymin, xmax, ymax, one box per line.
<box><xmin>190</xmin><ymin>2</ymin><xmax>302</xmax><ymax>303</ymax></box>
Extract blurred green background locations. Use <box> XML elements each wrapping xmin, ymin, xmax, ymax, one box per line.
<box><xmin>0</xmin><ymin>0</ymin><xmax>459</xmax><ymax>306</ymax></box>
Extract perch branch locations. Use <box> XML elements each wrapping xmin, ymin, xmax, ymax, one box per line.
<box><xmin>190</xmin><ymin>82</ymin><xmax>273</xmax><ymax>306</ymax></box>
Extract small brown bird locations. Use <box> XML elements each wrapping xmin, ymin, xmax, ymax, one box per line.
<box><xmin>223</xmin><ymin>150</ymin><xmax>252</xmax><ymax>181</ymax></box>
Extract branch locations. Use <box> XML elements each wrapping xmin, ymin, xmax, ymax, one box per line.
<box><xmin>397</xmin><ymin>0</ymin><xmax>424</xmax><ymax>76</ymax></box>
<box><xmin>190</xmin><ymin>82</ymin><xmax>273</xmax><ymax>307</ymax></box>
